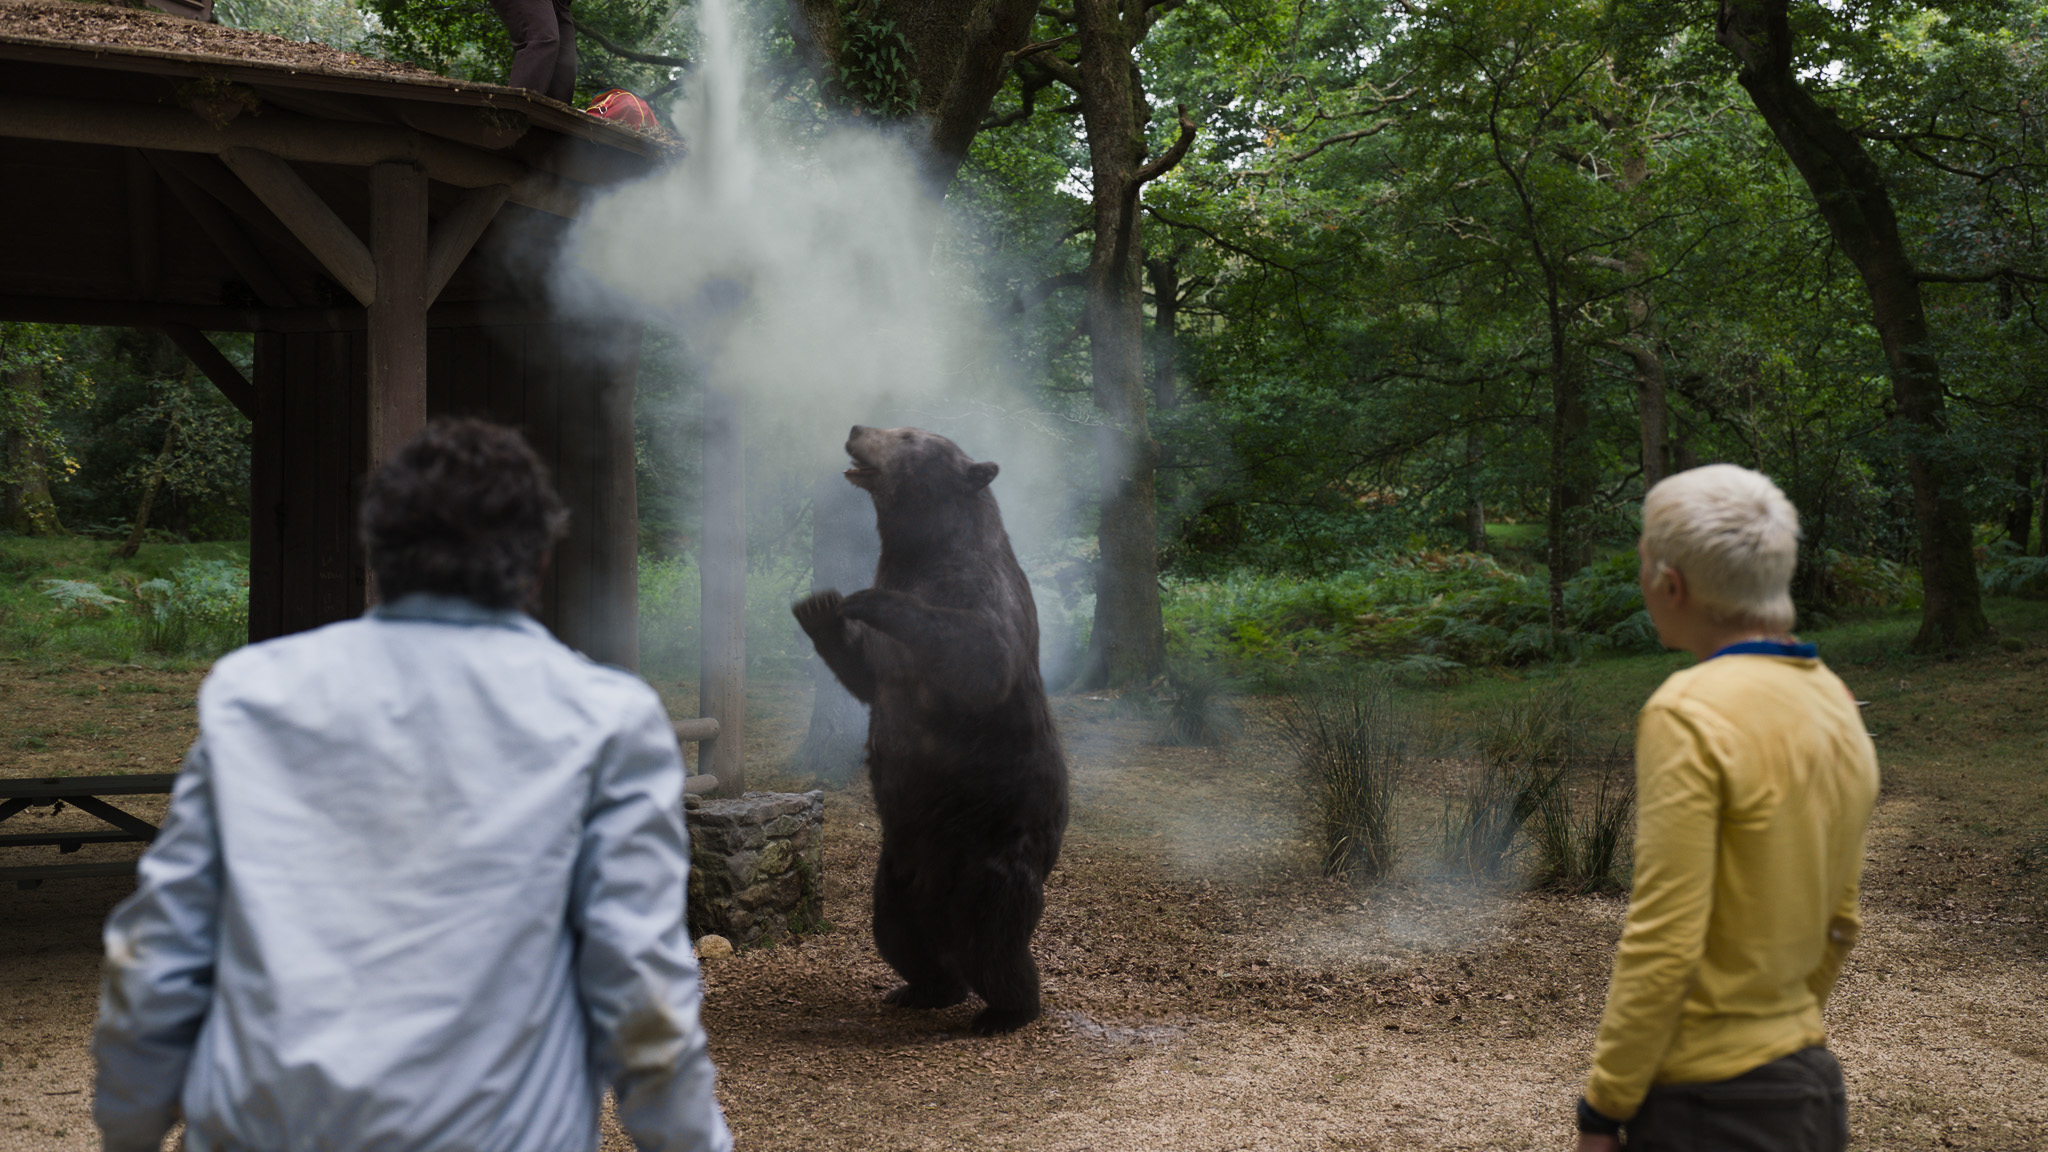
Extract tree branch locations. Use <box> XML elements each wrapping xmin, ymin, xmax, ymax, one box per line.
<box><xmin>1135</xmin><ymin>104</ymin><xmax>1198</xmax><ymax>186</ymax></box>
<box><xmin>1006</xmin><ymin>270</ymin><xmax>1088</xmax><ymax>315</ymax></box>
<box><xmin>577</xmin><ymin>23</ymin><xmax>689</xmax><ymax>70</ymax></box>
<box><xmin>1916</xmin><ymin>267</ymin><xmax>2048</xmax><ymax>285</ymax></box>
<box><xmin>1286</xmin><ymin>117</ymin><xmax>1399</xmax><ymax>163</ymax></box>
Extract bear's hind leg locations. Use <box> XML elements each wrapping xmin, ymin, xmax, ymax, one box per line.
<box><xmin>873</xmin><ymin>854</ymin><xmax>968</xmax><ymax>1010</ymax></box>
<box><xmin>961</xmin><ymin>857</ymin><xmax>1048</xmax><ymax>1035</ymax></box>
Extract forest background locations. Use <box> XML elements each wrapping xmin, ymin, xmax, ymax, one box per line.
<box><xmin>3</xmin><ymin>0</ymin><xmax>2047</xmax><ymax>693</ymax></box>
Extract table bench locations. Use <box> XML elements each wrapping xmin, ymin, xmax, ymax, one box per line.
<box><xmin>0</xmin><ymin>774</ymin><xmax>176</xmax><ymax>888</ymax></box>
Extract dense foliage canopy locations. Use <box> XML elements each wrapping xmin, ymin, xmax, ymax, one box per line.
<box><xmin>5</xmin><ymin>0</ymin><xmax>2045</xmax><ymax>669</ymax></box>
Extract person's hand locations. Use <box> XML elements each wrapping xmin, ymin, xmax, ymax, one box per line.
<box><xmin>1575</xmin><ymin>1133</ymin><xmax>1620</xmax><ymax>1152</ymax></box>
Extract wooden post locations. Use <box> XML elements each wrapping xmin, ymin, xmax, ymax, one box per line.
<box><xmin>368</xmin><ymin>162</ymin><xmax>428</xmax><ymax>472</ymax></box>
<box><xmin>249</xmin><ymin>333</ymin><xmax>284</xmax><ymax>643</ymax></box>
<box><xmin>596</xmin><ymin>325</ymin><xmax>643</xmax><ymax>669</ymax></box>
<box><xmin>699</xmin><ymin>389</ymin><xmax>746</xmax><ymax>795</ymax></box>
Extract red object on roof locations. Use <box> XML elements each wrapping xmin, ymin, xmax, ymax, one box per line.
<box><xmin>586</xmin><ymin>88</ymin><xmax>657</xmax><ymax>128</ymax></box>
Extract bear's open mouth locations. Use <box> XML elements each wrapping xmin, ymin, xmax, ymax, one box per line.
<box><xmin>844</xmin><ymin>456</ymin><xmax>879</xmax><ymax>486</ymax></box>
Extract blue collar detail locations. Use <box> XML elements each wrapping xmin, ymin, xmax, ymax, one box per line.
<box><xmin>370</xmin><ymin>592</ymin><xmax>541</xmax><ymax>634</ymax></box>
<box><xmin>1708</xmin><ymin>639</ymin><xmax>1817</xmax><ymax>661</ymax></box>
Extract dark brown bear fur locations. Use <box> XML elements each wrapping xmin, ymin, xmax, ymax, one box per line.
<box><xmin>792</xmin><ymin>425</ymin><xmax>1070</xmax><ymax>1035</ymax></box>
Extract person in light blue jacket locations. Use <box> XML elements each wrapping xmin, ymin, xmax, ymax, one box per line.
<box><xmin>92</xmin><ymin>418</ymin><xmax>732</xmax><ymax>1152</ymax></box>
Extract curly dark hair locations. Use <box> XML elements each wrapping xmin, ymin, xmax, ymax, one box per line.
<box><xmin>359</xmin><ymin>418</ymin><xmax>569</xmax><ymax>610</ymax></box>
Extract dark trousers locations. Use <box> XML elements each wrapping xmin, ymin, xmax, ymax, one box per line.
<box><xmin>1625</xmin><ymin>1047</ymin><xmax>1849</xmax><ymax>1152</ymax></box>
<box><xmin>489</xmin><ymin>0</ymin><xmax>577</xmax><ymax>103</ymax></box>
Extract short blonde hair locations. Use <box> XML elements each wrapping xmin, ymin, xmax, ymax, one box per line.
<box><xmin>1641</xmin><ymin>464</ymin><xmax>1801</xmax><ymax>632</ymax></box>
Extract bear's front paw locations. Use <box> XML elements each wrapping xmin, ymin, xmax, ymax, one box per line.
<box><xmin>792</xmin><ymin>589</ymin><xmax>844</xmax><ymax>634</ymax></box>
<box><xmin>883</xmin><ymin>983</ymin><xmax>969</xmax><ymax>1010</ymax></box>
<box><xmin>837</xmin><ymin>588</ymin><xmax>891</xmax><ymax>625</ymax></box>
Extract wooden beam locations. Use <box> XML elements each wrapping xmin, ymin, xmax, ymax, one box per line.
<box><xmin>0</xmin><ymin>296</ymin><xmax>573</xmax><ymax>333</ymax></box>
<box><xmin>142</xmin><ymin>152</ymin><xmax>304</xmax><ymax>309</ymax></box>
<box><xmin>673</xmin><ymin>718</ymin><xmax>721</xmax><ymax>742</ymax></box>
<box><xmin>144</xmin><ymin>150</ymin><xmax>330</xmax><ymax>285</ymax></box>
<box><xmin>426</xmin><ymin>183</ymin><xmax>509</xmax><ymax>304</ymax></box>
<box><xmin>368</xmin><ymin>162</ymin><xmax>429</xmax><ymax>470</ymax></box>
<box><xmin>0</xmin><ymin>95</ymin><xmax>590</xmax><ymax>218</ymax></box>
<box><xmin>397</xmin><ymin>105</ymin><xmax>531</xmax><ymax>151</ymax></box>
<box><xmin>221</xmin><ymin>148</ymin><xmax>377</xmax><ymax>307</ymax></box>
<box><xmin>699</xmin><ymin>389</ymin><xmax>747</xmax><ymax>796</ymax></box>
<box><xmin>124</xmin><ymin>151</ymin><xmax>159</xmax><ymax>297</ymax></box>
<box><xmin>0</xmin><ymin>295</ymin><xmax>263</xmax><ymax>330</ymax></box>
<box><xmin>161</xmin><ymin>325</ymin><xmax>257</xmax><ymax>420</ymax></box>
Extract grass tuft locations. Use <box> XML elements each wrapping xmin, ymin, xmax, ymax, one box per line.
<box><xmin>1273</xmin><ymin>670</ymin><xmax>1406</xmax><ymax>883</ymax></box>
<box><xmin>1151</xmin><ymin>665</ymin><xmax>1238</xmax><ymax>747</ymax></box>
<box><xmin>1527</xmin><ymin>747</ymin><xmax>1636</xmax><ymax>894</ymax></box>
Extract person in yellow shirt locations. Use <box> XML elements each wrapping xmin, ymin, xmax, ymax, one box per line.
<box><xmin>1575</xmin><ymin>464</ymin><xmax>1879</xmax><ymax>1152</ymax></box>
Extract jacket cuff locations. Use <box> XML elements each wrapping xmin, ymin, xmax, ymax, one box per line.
<box><xmin>1577</xmin><ymin>1097</ymin><xmax>1624</xmax><ymax>1136</ymax></box>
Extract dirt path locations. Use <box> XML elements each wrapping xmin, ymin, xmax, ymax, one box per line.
<box><xmin>4</xmin><ymin>668</ymin><xmax>2044</xmax><ymax>1150</ymax></box>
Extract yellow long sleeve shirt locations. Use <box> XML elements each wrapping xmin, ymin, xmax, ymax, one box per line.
<box><xmin>1584</xmin><ymin>651</ymin><xmax>1879</xmax><ymax>1121</ymax></box>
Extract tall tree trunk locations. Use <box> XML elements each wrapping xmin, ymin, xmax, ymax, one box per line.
<box><xmin>1610</xmin><ymin>338</ymin><xmax>1669</xmax><ymax>490</ymax></box>
<box><xmin>1145</xmin><ymin>251</ymin><xmax>1180</xmax><ymax>411</ymax></box>
<box><xmin>1545</xmin><ymin>280</ymin><xmax>1590</xmax><ymax>654</ymax></box>
<box><xmin>2006</xmin><ymin>453</ymin><xmax>2037</xmax><ymax>553</ymax></box>
<box><xmin>1064</xmin><ymin>0</ymin><xmax>1193</xmax><ymax>689</ymax></box>
<box><xmin>2037</xmin><ymin>454</ymin><xmax>2047</xmax><ymax>557</ymax></box>
<box><xmin>113</xmin><ymin>408</ymin><xmax>179</xmax><ymax>561</ymax></box>
<box><xmin>1464</xmin><ymin>424</ymin><xmax>1486</xmax><ymax>552</ymax></box>
<box><xmin>797</xmin><ymin>471</ymin><xmax>875</xmax><ymax>782</ymax></box>
<box><xmin>1717</xmin><ymin>0</ymin><xmax>1990</xmax><ymax>651</ymax></box>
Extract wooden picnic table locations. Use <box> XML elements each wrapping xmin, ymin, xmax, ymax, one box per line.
<box><xmin>0</xmin><ymin>773</ymin><xmax>176</xmax><ymax>888</ymax></box>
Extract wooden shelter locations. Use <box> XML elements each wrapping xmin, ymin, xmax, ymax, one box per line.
<box><xmin>0</xmin><ymin>1</ymin><xmax>748</xmax><ymax>787</ymax></box>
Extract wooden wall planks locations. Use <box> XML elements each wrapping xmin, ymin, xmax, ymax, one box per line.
<box><xmin>249</xmin><ymin>321</ymin><xmax>640</xmax><ymax>668</ymax></box>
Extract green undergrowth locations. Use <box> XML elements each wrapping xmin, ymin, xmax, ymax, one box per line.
<box><xmin>0</xmin><ymin>536</ymin><xmax>249</xmax><ymax>666</ymax></box>
<box><xmin>1162</xmin><ymin>549</ymin><xmax>1657</xmax><ymax>684</ymax></box>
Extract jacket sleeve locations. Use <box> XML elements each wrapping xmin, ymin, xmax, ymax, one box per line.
<box><xmin>93</xmin><ymin>741</ymin><xmax>223</xmax><ymax>1152</ymax></box>
<box><xmin>1805</xmin><ymin>878</ymin><xmax>1862</xmax><ymax>1007</ymax></box>
<box><xmin>1583</xmin><ymin>704</ymin><xmax>1722</xmax><ymax>1121</ymax></box>
<box><xmin>570</xmin><ymin>691</ymin><xmax>733</xmax><ymax>1152</ymax></box>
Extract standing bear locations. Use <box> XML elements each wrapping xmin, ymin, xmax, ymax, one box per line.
<box><xmin>793</xmin><ymin>425</ymin><xmax>1070</xmax><ymax>1035</ymax></box>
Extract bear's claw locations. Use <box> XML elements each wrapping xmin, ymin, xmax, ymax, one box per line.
<box><xmin>791</xmin><ymin>589</ymin><xmax>844</xmax><ymax>634</ymax></box>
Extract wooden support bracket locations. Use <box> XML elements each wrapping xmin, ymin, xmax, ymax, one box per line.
<box><xmin>425</xmin><ymin>183</ymin><xmax>510</xmax><ymax>304</ymax></box>
<box><xmin>699</xmin><ymin>390</ymin><xmax>747</xmax><ymax>796</ymax></box>
<box><xmin>0</xmin><ymin>96</ymin><xmax>590</xmax><ymax>218</ymax></box>
<box><xmin>144</xmin><ymin>151</ymin><xmax>302</xmax><ymax>308</ymax></box>
<box><xmin>221</xmin><ymin>147</ymin><xmax>376</xmax><ymax>306</ymax></box>
<box><xmin>161</xmin><ymin>324</ymin><xmax>257</xmax><ymax>420</ymax></box>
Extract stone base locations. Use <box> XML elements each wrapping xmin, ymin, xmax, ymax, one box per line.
<box><xmin>685</xmin><ymin>790</ymin><xmax>824</xmax><ymax>948</ymax></box>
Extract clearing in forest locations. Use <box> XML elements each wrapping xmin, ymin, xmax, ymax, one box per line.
<box><xmin>2</xmin><ymin>603</ymin><xmax>2045</xmax><ymax>1151</ymax></box>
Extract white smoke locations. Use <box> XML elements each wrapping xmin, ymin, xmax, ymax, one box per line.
<box><xmin>563</xmin><ymin>0</ymin><xmax>1051</xmax><ymax>477</ymax></box>
<box><xmin>555</xmin><ymin>0</ymin><xmax>1087</xmax><ymax>676</ymax></box>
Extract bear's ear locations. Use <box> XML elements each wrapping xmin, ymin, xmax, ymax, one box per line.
<box><xmin>966</xmin><ymin>461</ymin><xmax>999</xmax><ymax>490</ymax></box>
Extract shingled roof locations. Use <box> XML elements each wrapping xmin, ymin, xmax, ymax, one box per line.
<box><xmin>0</xmin><ymin>0</ymin><xmax>673</xmax><ymax>156</ymax></box>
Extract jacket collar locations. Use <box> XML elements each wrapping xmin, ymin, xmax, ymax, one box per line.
<box><xmin>370</xmin><ymin>592</ymin><xmax>546</xmax><ymax>636</ymax></box>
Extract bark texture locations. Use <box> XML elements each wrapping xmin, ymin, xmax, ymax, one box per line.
<box><xmin>1145</xmin><ymin>252</ymin><xmax>1180</xmax><ymax>411</ymax></box>
<box><xmin>1064</xmin><ymin>0</ymin><xmax>1193</xmax><ymax>689</ymax></box>
<box><xmin>1717</xmin><ymin>0</ymin><xmax>1989</xmax><ymax>650</ymax></box>
<box><xmin>2005</xmin><ymin>454</ymin><xmax>2036</xmax><ymax>553</ymax></box>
